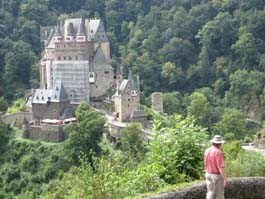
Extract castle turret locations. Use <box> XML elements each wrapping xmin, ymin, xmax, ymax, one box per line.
<box><xmin>53</xmin><ymin>23</ymin><xmax>63</xmax><ymax>43</ymax></box>
<box><xmin>65</xmin><ymin>23</ymin><xmax>75</xmax><ymax>42</ymax></box>
<box><xmin>77</xmin><ymin>19</ymin><xmax>86</xmax><ymax>43</ymax></box>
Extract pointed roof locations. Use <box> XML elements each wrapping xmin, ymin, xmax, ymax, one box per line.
<box><xmin>127</xmin><ymin>70</ymin><xmax>138</xmax><ymax>91</ymax></box>
<box><xmin>77</xmin><ymin>20</ymin><xmax>86</xmax><ymax>36</ymax></box>
<box><xmin>118</xmin><ymin>79</ymin><xmax>129</xmax><ymax>95</ymax></box>
<box><xmin>54</xmin><ymin>22</ymin><xmax>62</xmax><ymax>37</ymax></box>
<box><xmin>51</xmin><ymin>81</ymin><xmax>69</xmax><ymax>102</ymax></box>
<box><xmin>93</xmin><ymin>46</ymin><xmax>107</xmax><ymax>65</ymax></box>
<box><xmin>128</xmin><ymin>70</ymin><xmax>133</xmax><ymax>82</ymax></box>
<box><xmin>89</xmin><ymin>19</ymin><xmax>101</xmax><ymax>39</ymax></box>
<box><xmin>131</xmin><ymin>77</ymin><xmax>138</xmax><ymax>91</ymax></box>
<box><xmin>32</xmin><ymin>81</ymin><xmax>69</xmax><ymax>104</ymax></box>
<box><xmin>66</xmin><ymin>22</ymin><xmax>75</xmax><ymax>36</ymax></box>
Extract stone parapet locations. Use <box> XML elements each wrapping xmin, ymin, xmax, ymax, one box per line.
<box><xmin>142</xmin><ymin>177</ymin><xmax>265</xmax><ymax>199</ymax></box>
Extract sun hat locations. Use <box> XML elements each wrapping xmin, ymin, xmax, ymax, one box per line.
<box><xmin>211</xmin><ymin>135</ymin><xmax>225</xmax><ymax>144</ymax></box>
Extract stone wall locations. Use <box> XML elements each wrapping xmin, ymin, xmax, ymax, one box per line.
<box><xmin>23</xmin><ymin>125</ymin><xmax>68</xmax><ymax>142</ymax></box>
<box><xmin>142</xmin><ymin>177</ymin><xmax>265</xmax><ymax>199</ymax></box>
<box><xmin>1</xmin><ymin>112</ymin><xmax>32</xmax><ymax>125</ymax></box>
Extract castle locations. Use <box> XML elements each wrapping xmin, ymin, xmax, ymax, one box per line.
<box><xmin>21</xmin><ymin>17</ymin><xmax>148</xmax><ymax>142</ymax></box>
<box><xmin>39</xmin><ymin>18</ymin><xmax>114</xmax><ymax>104</ymax></box>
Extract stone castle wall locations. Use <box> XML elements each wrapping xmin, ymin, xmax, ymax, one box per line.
<box><xmin>23</xmin><ymin>125</ymin><xmax>68</xmax><ymax>142</ymax></box>
<box><xmin>1</xmin><ymin>112</ymin><xmax>32</xmax><ymax>125</ymax></box>
<box><xmin>142</xmin><ymin>177</ymin><xmax>265</xmax><ymax>199</ymax></box>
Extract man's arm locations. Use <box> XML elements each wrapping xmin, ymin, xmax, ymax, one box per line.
<box><xmin>218</xmin><ymin>167</ymin><xmax>227</xmax><ymax>187</ymax></box>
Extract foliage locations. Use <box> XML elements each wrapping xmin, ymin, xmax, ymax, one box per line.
<box><xmin>64</xmin><ymin>102</ymin><xmax>106</xmax><ymax>164</ymax></box>
<box><xmin>226</xmin><ymin>150</ymin><xmax>265</xmax><ymax>177</ymax></box>
<box><xmin>0</xmin><ymin>119</ymin><xmax>13</xmax><ymax>153</ymax></box>
<box><xmin>147</xmin><ymin>115</ymin><xmax>208</xmax><ymax>183</ymax></box>
<box><xmin>7</xmin><ymin>98</ymin><xmax>25</xmax><ymax>114</ymax></box>
<box><xmin>40</xmin><ymin>156</ymin><xmax>165</xmax><ymax>199</ymax></box>
<box><xmin>0</xmin><ymin>97</ymin><xmax>8</xmax><ymax>113</ymax></box>
<box><xmin>120</xmin><ymin>123</ymin><xmax>147</xmax><ymax>161</ymax></box>
<box><xmin>212</xmin><ymin>108</ymin><xmax>248</xmax><ymax>140</ymax></box>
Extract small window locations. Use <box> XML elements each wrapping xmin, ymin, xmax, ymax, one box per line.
<box><xmin>75</xmin><ymin>56</ymin><xmax>78</xmax><ymax>60</ymax></box>
<box><xmin>42</xmin><ymin>96</ymin><xmax>44</xmax><ymax>100</ymax></box>
<box><xmin>104</xmin><ymin>71</ymin><xmax>110</xmax><ymax>74</ymax></box>
<box><xmin>36</xmin><ymin>96</ymin><xmax>39</xmax><ymax>100</ymax></box>
<box><xmin>64</xmin><ymin>56</ymin><xmax>66</xmax><ymax>60</ymax></box>
<box><xmin>58</xmin><ymin>56</ymin><xmax>61</xmax><ymax>60</ymax></box>
<box><xmin>69</xmin><ymin>56</ymin><xmax>72</xmax><ymax>60</ymax></box>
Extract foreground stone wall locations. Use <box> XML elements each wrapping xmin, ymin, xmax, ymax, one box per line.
<box><xmin>143</xmin><ymin>177</ymin><xmax>265</xmax><ymax>199</ymax></box>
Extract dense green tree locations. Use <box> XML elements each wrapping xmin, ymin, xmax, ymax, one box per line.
<box><xmin>187</xmin><ymin>92</ymin><xmax>210</xmax><ymax>126</ymax></box>
<box><xmin>224</xmin><ymin>70</ymin><xmax>264</xmax><ymax>114</ymax></box>
<box><xmin>163</xmin><ymin>92</ymin><xmax>183</xmax><ymax>115</ymax></box>
<box><xmin>231</xmin><ymin>32</ymin><xmax>258</xmax><ymax>70</ymax></box>
<box><xmin>158</xmin><ymin>37</ymin><xmax>197</xmax><ymax>70</ymax></box>
<box><xmin>0</xmin><ymin>119</ymin><xmax>13</xmax><ymax>153</ymax></box>
<box><xmin>196</xmin><ymin>12</ymin><xmax>237</xmax><ymax>62</ymax></box>
<box><xmin>0</xmin><ymin>97</ymin><xmax>8</xmax><ymax>113</ymax></box>
<box><xmin>120</xmin><ymin>123</ymin><xmax>146</xmax><ymax>160</ymax></box>
<box><xmin>64</xmin><ymin>103</ymin><xmax>106</xmax><ymax>164</ymax></box>
<box><xmin>212</xmin><ymin>108</ymin><xmax>247</xmax><ymax>139</ymax></box>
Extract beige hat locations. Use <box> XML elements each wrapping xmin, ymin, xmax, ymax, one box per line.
<box><xmin>211</xmin><ymin>135</ymin><xmax>225</xmax><ymax>144</ymax></box>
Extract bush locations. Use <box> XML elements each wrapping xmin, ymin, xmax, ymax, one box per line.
<box><xmin>147</xmin><ymin>116</ymin><xmax>208</xmax><ymax>183</ymax></box>
<box><xmin>226</xmin><ymin>150</ymin><xmax>265</xmax><ymax>177</ymax></box>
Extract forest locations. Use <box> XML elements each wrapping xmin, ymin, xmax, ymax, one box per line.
<box><xmin>1</xmin><ymin>0</ymin><xmax>265</xmax><ymax>198</ymax></box>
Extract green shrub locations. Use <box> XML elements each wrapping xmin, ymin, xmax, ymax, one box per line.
<box><xmin>226</xmin><ymin>150</ymin><xmax>265</xmax><ymax>177</ymax></box>
<box><xmin>147</xmin><ymin>116</ymin><xmax>208</xmax><ymax>183</ymax></box>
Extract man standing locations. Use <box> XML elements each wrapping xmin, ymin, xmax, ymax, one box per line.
<box><xmin>204</xmin><ymin>135</ymin><xmax>227</xmax><ymax>199</ymax></box>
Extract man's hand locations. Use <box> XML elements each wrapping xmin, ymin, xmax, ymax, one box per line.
<box><xmin>224</xmin><ymin>178</ymin><xmax>228</xmax><ymax>187</ymax></box>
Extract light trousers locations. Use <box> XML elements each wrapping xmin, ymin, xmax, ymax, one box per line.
<box><xmin>205</xmin><ymin>173</ymin><xmax>224</xmax><ymax>199</ymax></box>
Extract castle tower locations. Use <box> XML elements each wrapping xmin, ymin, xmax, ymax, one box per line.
<box><xmin>113</xmin><ymin>70</ymin><xmax>140</xmax><ymax>122</ymax></box>
<box><xmin>151</xmin><ymin>92</ymin><xmax>163</xmax><ymax>113</ymax></box>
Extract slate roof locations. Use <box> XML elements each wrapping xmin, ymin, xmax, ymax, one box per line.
<box><xmin>118</xmin><ymin>79</ymin><xmax>129</xmax><ymax>95</ymax></box>
<box><xmin>93</xmin><ymin>46</ymin><xmax>107</xmax><ymax>66</ymax></box>
<box><xmin>131</xmin><ymin>110</ymin><xmax>147</xmax><ymax>118</ymax></box>
<box><xmin>32</xmin><ymin>81</ymin><xmax>69</xmax><ymax>104</ymax></box>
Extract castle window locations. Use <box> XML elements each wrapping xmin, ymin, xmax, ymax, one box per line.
<box><xmin>104</xmin><ymin>71</ymin><xmax>110</xmax><ymax>74</ymax></box>
<box><xmin>56</xmin><ymin>87</ymin><xmax>58</xmax><ymax>91</ymax></box>
<box><xmin>64</xmin><ymin>56</ymin><xmax>66</xmax><ymax>60</ymax></box>
<box><xmin>54</xmin><ymin>95</ymin><xmax>57</xmax><ymax>98</ymax></box>
<box><xmin>58</xmin><ymin>56</ymin><xmax>61</xmax><ymax>60</ymax></box>
<box><xmin>69</xmin><ymin>56</ymin><xmax>72</xmax><ymax>60</ymax></box>
<box><xmin>36</xmin><ymin>96</ymin><xmax>39</xmax><ymax>100</ymax></box>
<box><xmin>42</xmin><ymin>96</ymin><xmax>44</xmax><ymax>100</ymax></box>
